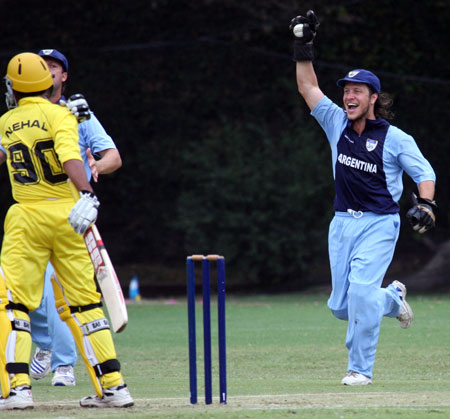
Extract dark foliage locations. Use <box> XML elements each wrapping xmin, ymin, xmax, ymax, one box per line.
<box><xmin>0</xmin><ymin>0</ymin><xmax>448</xmax><ymax>287</ymax></box>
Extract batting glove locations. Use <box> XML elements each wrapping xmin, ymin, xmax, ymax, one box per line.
<box><xmin>406</xmin><ymin>192</ymin><xmax>437</xmax><ymax>234</ymax></box>
<box><xmin>289</xmin><ymin>10</ymin><xmax>320</xmax><ymax>61</ymax></box>
<box><xmin>61</xmin><ymin>93</ymin><xmax>91</xmax><ymax>122</ymax></box>
<box><xmin>68</xmin><ymin>191</ymin><xmax>100</xmax><ymax>234</ymax></box>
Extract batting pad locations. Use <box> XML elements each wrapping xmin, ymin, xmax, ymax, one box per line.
<box><xmin>51</xmin><ymin>275</ymin><xmax>102</xmax><ymax>397</ymax></box>
<box><xmin>51</xmin><ymin>275</ymin><xmax>125</xmax><ymax>394</ymax></box>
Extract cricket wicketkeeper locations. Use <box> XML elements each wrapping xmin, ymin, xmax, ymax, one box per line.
<box><xmin>291</xmin><ymin>10</ymin><xmax>436</xmax><ymax>385</ymax></box>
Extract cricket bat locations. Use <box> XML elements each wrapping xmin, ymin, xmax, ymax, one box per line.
<box><xmin>68</xmin><ymin>181</ymin><xmax>128</xmax><ymax>333</ymax></box>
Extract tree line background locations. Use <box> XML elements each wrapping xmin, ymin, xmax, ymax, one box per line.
<box><xmin>0</xmin><ymin>0</ymin><xmax>448</xmax><ymax>293</ymax></box>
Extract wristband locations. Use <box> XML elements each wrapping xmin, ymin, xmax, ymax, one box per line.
<box><xmin>293</xmin><ymin>42</ymin><xmax>314</xmax><ymax>61</ymax></box>
<box><xmin>80</xmin><ymin>190</ymin><xmax>96</xmax><ymax>198</ymax></box>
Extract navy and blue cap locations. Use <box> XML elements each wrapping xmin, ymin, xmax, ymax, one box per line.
<box><xmin>38</xmin><ymin>49</ymin><xmax>69</xmax><ymax>72</ymax></box>
<box><xmin>336</xmin><ymin>69</ymin><xmax>381</xmax><ymax>93</ymax></box>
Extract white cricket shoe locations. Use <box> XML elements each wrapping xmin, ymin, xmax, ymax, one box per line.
<box><xmin>52</xmin><ymin>365</ymin><xmax>76</xmax><ymax>386</ymax></box>
<box><xmin>341</xmin><ymin>371</ymin><xmax>372</xmax><ymax>386</ymax></box>
<box><xmin>392</xmin><ymin>280</ymin><xmax>414</xmax><ymax>329</ymax></box>
<box><xmin>80</xmin><ymin>384</ymin><xmax>134</xmax><ymax>408</ymax></box>
<box><xmin>0</xmin><ymin>385</ymin><xmax>34</xmax><ymax>410</ymax></box>
<box><xmin>30</xmin><ymin>347</ymin><xmax>52</xmax><ymax>380</ymax></box>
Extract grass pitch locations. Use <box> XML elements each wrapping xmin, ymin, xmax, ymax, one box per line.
<box><xmin>8</xmin><ymin>293</ymin><xmax>450</xmax><ymax>418</ymax></box>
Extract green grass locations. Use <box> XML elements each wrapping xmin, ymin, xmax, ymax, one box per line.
<box><xmin>6</xmin><ymin>293</ymin><xmax>450</xmax><ymax>418</ymax></box>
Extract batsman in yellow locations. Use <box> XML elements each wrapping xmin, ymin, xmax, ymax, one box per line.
<box><xmin>0</xmin><ymin>52</ymin><xmax>134</xmax><ymax>410</ymax></box>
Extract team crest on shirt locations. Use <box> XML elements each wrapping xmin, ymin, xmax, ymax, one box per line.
<box><xmin>366</xmin><ymin>138</ymin><xmax>378</xmax><ymax>152</ymax></box>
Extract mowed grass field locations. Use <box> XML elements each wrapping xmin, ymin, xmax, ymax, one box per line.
<box><xmin>7</xmin><ymin>292</ymin><xmax>450</xmax><ymax>418</ymax></box>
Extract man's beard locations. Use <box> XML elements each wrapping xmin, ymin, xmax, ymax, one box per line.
<box><xmin>347</xmin><ymin>102</ymin><xmax>371</xmax><ymax>122</ymax></box>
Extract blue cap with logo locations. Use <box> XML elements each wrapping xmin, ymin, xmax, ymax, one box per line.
<box><xmin>38</xmin><ymin>49</ymin><xmax>69</xmax><ymax>72</ymax></box>
<box><xmin>336</xmin><ymin>69</ymin><xmax>381</xmax><ymax>93</ymax></box>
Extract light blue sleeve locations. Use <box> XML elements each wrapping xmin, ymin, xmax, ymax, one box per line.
<box><xmin>310</xmin><ymin>96</ymin><xmax>348</xmax><ymax>178</ymax></box>
<box><xmin>77</xmin><ymin>112</ymin><xmax>117</xmax><ymax>179</ymax></box>
<box><xmin>310</xmin><ymin>96</ymin><xmax>347</xmax><ymax>146</ymax></box>
<box><xmin>383</xmin><ymin>125</ymin><xmax>436</xmax><ymax>202</ymax></box>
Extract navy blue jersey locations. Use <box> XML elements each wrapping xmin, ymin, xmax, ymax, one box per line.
<box><xmin>311</xmin><ymin>97</ymin><xmax>436</xmax><ymax>214</ymax></box>
<box><xmin>334</xmin><ymin>118</ymin><xmax>398</xmax><ymax>213</ymax></box>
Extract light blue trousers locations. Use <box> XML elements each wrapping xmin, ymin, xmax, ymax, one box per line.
<box><xmin>29</xmin><ymin>263</ymin><xmax>77</xmax><ymax>371</ymax></box>
<box><xmin>327</xmin><ymin>211</ymin><xmax>402</xmax><ymax>378</ymax></box>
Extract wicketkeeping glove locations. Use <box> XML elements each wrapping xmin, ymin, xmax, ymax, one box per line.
<box><xmin>68</xmin><ymin>191</ymin><xmax>100</xmax><ymax>234</ymax></box>
<box><xmin>61</xmin><ymin>93</ymin><xmax>91</xmax><ymax>122</ymax></box>
<box><xmin>289</xmin><ymin>10</ymin><xmax>320</xmax><ymax>61</ymax></box>
<box><xmin>405</xmin><ymin>192</ymin><xmax>437</xmax><ymax>234</ymax></box>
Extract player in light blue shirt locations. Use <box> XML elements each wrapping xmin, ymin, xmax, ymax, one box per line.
<box><xmin>290</xmin><ymin>11</ymin><xmax>437</xmax><ymax>385</ymax></box>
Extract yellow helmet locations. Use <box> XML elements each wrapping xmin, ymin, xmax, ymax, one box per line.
<box><xmin>5</xmin><ymin>52</ymin><xmax>53</xmax><ymax>93</ymax></box>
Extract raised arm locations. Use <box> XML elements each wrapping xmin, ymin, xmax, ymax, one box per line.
<box><xmin>296</xmin><ymin>61</ymin><xmax>324</xmax><ymax>111</ymax></box>
<box><xmin>290</xmin><ymin>10</ymin><xmax>325</xmax><ymax>111</ymax></box>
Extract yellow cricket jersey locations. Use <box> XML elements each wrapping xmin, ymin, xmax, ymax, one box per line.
<box><xmin>0</xmin><ymin>96</ymin><xmax>82</xmax><ymax>203</ymax></box>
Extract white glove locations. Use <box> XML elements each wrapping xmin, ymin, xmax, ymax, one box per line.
<box><xmin>61</xmin><ymin>93</ymin><xmax>91</xmax><ymax>122</ymax></box>
<box><xmin>68</xmin><ymin>191</ymin><xmax>100</xmax><ymax>234</ymax></box>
